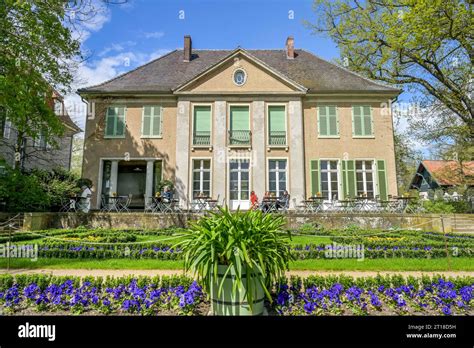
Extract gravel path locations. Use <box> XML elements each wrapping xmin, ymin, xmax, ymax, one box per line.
<box><xmin>1</xmin><ymin>269</ymin><xmax>473</xmax><ymax>278</ymax></box>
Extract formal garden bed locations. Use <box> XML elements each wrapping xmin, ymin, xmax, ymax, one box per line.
<box><xmin>0</xmin><ymin>274</ymin><xmax>472</xmax><ymax>316</ymax></box>
<box><xmin>4</xmin><ymin>225</ymin><xmax>473</xmax><ymax>260</ymax></box>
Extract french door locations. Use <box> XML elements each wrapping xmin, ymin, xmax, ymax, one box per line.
<box><xmin>229</xmin><ymin>159</ymin><xmax>250</xmax><ymax>209</ymax></box>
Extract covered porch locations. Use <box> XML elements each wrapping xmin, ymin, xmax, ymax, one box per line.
<box><xmin>99</xmin><ymin>158</ymin><xmax>163</xmax><ymax>209</ymax></box>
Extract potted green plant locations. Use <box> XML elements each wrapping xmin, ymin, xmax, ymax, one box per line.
<box><xmin>175</xmin><ymin>206</ymin><xmax>293</xmax><ymax>315</ymax></box>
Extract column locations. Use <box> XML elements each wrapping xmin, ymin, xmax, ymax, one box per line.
<box><xmin>109</xmin><ymin>160</ymin><xmax>119</xmax><ymax>196</ymax></box>
<box><xmin>175</xmin><ymin>100</ymin><xmax>190</xmax><ymax>208</ymax></box>
<box><xmin>289</xmin><ymin>100</ymin><xmax>305</xmax><ymax>209</ymax></box>
<box><xmin>252</xmin><ymin>100</ymin><xmax>265</xmax><ymax>197</ymax></box>
<box><xmin>213</xmin><ymin>101</ymin><xmax>227</xmax><ymax>204</ymax></box>
<box><xmin>145</xmin><ymin>160</ymin><xmax>154</xmax><ymax>206</ymax></box>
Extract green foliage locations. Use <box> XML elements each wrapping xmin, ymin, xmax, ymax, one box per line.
<box><xmin>422</xmin><ymin>200</ymin><xmax>456</xmax><ymax>214</ymax></box>
<box><xmin>0</xmin><ymin>166</ymin><xmax>92</xmax><ymax>212</ymax></box>
<box><xmin>175</xmin><ymin>207</ymin><xmax>294</xmax><ymax>305</ymax></box>
<box><xmin>0</xmin><ymin>1</ymin><xmax>81</xmax><ymax>144</ymax></box>
<box><xmin>156</xmin><ymin>179</ymin><xmax>175</xmax><ymax>193</ymax></box>
<box><xmin>0</xmin><ymin>168</ymin><xmax>49</xmax><ymax>212</ymax></box>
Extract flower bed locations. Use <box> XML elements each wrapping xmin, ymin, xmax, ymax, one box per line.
<box><xmin>273</xmin><ymin>274</ymin><xmax>474</xmax><ymax>316</ymax></box>
<box><xmin>0</xmin><ymin>274</ymin><xmax>472</xmax><ymax>316</ymax></box>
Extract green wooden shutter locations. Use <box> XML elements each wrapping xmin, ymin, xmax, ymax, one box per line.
<box><xmin>376</xmin><ymin>159</ymin><xmax>388</xmax><ymax>200</ymax></box>
<box><xmin>353</xmin><ymin>106</ymin><xmax>363</xmax><ymax>136</ymax></box>
<box><xmin>268</xmin><ymin>106</ymin><xmax>285</xmax><ymax>132</ymax></box>
<box><xmin>115</xmin><ymin>107</ymin><xmax>125</xmax><ymax>136</ymax></box>
<box><xmin>194</xmin><ymin>106</ymin><xmax>211</xmax><ymax>132</ymax></box>
<box><xmin>318</xmin><ymin>106</ymin><xmax>328</xmax><ymax>136</ymax></box>
<box><xmin>230</xmin><ymin>106</ymin><xmax>249</xmax><ymax>130</ymax></box>
<box><xmin>142</xmin><ymin>106</ymin><xmax>152</xmax><ymax>136</ymax></box>
<box><xmin>363</xmin><ymin>106</ymin><xmax>373</xmax><ymax>136</ymax></box>
<box><xmin>328</xmin><ymin>106</ymin><xmax>338</xmax><ymax>136</ymax></box>
<box><xmin>152</xmin><ymin>106</ymin><xmax>162</xmax><ymax>136</ymax></box>
<box><xmin>310</xmin><ymin>160</ymin><xmax>320</xmax><ymax>196</ymax></box>
<box><xmin>105</xmin><ymin>107</ymin><xmax>116</xmax><ymax>136</ymax></box>
<box><xmin>342</xmin><ymin>160</ymin><xmax>356</xmax><ymax>198</ymax></box>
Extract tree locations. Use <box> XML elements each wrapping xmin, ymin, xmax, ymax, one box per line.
<box><xmin>305</xmin><ymin>0</ymin><xmax>473</xmax><ymax>140</ymax></box>
<box><xmin>0</xmin><ymin>0</ymin><xmax>81</xmax><ymax>168</ymax></box>
<box><xmin>393</xmin><ymin>129</ymin><xmax>422</xmax><ymax>193</ymax></box>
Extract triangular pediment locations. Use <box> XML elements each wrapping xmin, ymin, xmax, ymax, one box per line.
<box><xmin>173</xmin><ymin>49</ymin><xmax>307</xmax><ymax>94</ymax></box>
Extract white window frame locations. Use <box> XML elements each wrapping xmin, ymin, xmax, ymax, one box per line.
<box><xmin>319</xmin><ymin>159</ymin><xmax>341</xmax><ymax>201</ymax></box>
<box><xmin>191</xmin><ymin>158</ymin><xmax>212</xmax><ymax>199</ymax></box>
<box><xmin>227</xmin><ymin>157</ymin><xmax>251</xmax><ymax>204</ymax></box>
<box><xmin>191</xmin><ymin>103</ymin><xmax>213</xmax><ymax>147</ymax></box>
<box><xmin>267</xmin><ymin>158</ymin><xmax>288</xmax><ymax>197</ymax></box>
<box><xmin>141</xmin><ymin>105</ymin><xmax>163</xmax><ymax>139</ymax></box>
<box><xmin>104</xmin><ymin>106</ymin><xmax>127</xmax><ymax>139</ymax></box>
<box><xmin>54</xmin><ymin>100</ymin><xmax>63</xmax><ymax>115</ymax></box>
<box><xmin>3</xmin><ymin>118</ymin><xmax>11</xmax><ymax>139</ymax></box>
<box><xmin>355</xmin><ymin>159</ymin><xmax>376</xmax><ymax>198</ymax></box>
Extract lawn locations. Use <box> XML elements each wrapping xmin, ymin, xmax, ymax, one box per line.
<box><xmin>0</xmin><ymin>257</ymin><xmax>472</xmax><ymax>271</ymax></box>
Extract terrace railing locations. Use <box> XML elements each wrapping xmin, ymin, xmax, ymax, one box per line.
<box><xmin>193</xmin><ymin>131</ymin><xmax>211</xmax><ymax>146</ymax></box>
<box><xmin>268</xmin><ymin>131</ymin><xmax>287</xmax><ymax>146</ymax></box>
<box><xmin>228</xmin><ymin>130</ymin><xmax>251</xmax><ymax>146</ymax></box>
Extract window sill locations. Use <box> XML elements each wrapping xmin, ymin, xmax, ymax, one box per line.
<box><xmin>352</xmin><ymin>136</ymin><xmax>375</xmax><ymax>139</ymax></box>
<box><xmin>267</xmin><ymin>145</ymin><xmax>289</xmax><ymax>151</ymax></box>
<box><xmin>104</xmin><ymin>136</ymin><xmax>126</xmax><ymax>139</ymax></box>
<box><xmin>317</xmin><ymin>136</ymin><xmax>340</xmax><ymax>139</ymax></box>
<box><xmin>141</xmin><ymin>136</ymin><xmax>163</xmax><ymax>139</ymax></box>
<box><xmin>192</xmin><ymin>145</ymin><xmax>213</xmax><ymax>151</ymax></box>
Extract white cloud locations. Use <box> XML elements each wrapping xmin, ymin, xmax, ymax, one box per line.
<box><xmin>143</xmin><ymin>31</ymin><xmax>165</xmax><ymax>39</ymax></box>
<box><xmin>98</xmin><ymin>41</ymin><xmax>137</xmax><ymax>57</ymax></box>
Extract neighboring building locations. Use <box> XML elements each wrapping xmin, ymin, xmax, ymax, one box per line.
<box><xmin>410</xmin><ymin>160</ymin><xmax>474</xmax><ymax>194</ymax></box>
<box><xmin>0</xmin><ymin>91</ymin><xmax>81</xmax><ymax>172</ymax></box>
<box><xmin>78</xmin><ymin>36</ymin><xmax>401</xmax><ymax>209</ymax></box>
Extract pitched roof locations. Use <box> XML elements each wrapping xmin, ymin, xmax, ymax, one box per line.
<box><xmin>59</xmin><ymin>112</ymin><xmax>82</xmax><ymax>133</ymax></box>
<box><xmin>78</xmin><ymin>49</ymin><xmax>401</xmax><ymax>95</ymax></box>
<box><xmin>421</xmin><ymin>160</ymin><xmax>474</xmax><ymax>186</ymax></box>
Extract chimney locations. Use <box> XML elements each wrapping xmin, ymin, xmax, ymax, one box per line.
<box><xmin>286</xmin><ymin>36</ymin><xmax>294</xmax><ymax>59</ymax></box>
<box><xmin>184</xmin><ymin>35</ymin><xmax>192</xmax><ymax>62</ymax></box>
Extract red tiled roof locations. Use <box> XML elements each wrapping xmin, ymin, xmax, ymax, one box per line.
<box><xmin>422</xmin><ymin>160</ymin><xmax>474</xmax><ymax>186</ymax></box>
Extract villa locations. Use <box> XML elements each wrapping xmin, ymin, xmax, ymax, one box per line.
<box><xmin>78</xmin><ymin>36</ymin><xmax>401</xmax><ymax>209</ymax></box>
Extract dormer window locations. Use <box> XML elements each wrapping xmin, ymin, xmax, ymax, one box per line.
<box><xmin>54</xmin><ymin>100</ymin><xmax>63</xmax><ymax>115</ymax></box>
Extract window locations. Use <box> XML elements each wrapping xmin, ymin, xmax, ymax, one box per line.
<box><xmin>54</xmin><ymin>100</ymin><xmax>63</xmax><ymax>115</ymax></box>
<box><xmin>0</xmin><ymin>107</ymin><xmax>6</xmax><ymax>139</ymax></box>
<box><xmin>3</xmin><ymin>119</ymin><xmax>11</xmax><ymax>139</ymax></box>
<box><xmin>268</xmin><ymin>159</ymin><xmax>287</xmax><ymax>196</ymax></box>
<box><xmin>192</xmin><ymin>159</ymin><xmax>211</xmax><ymax>199</ymax></box>
<box><xmin>320</xmin><ymin>160</ymin><xmax>339</xmax><ymax>200</ymax></box>
<box><xmin>193</xmin><ymin>105</ymin><xmax>211</xmax><ymax>145</ymax></box>
<box><xmin>105</xmin><ymin>106</ymin><xmax>126</xmax><ymax>138</ymax></box>
<box><xmin>34</xmin><ymin>132</ymin><xmax>49</xmax><ymax>150</ymax></box>
<box><xmin>355</xmin><ymin>160</ymin><xmax>374</xmax><ymax>198</ymax></box>
<box><xmin>142</xmin><ymin>106</ymin><xmax>162</xmax><ymax>138</ymax></box>
<box><xmin>352</xmin><ymin>105</ymin><xmax>373</xmax><ymax>137</ymax></box>
<box><xmin>268</xmin><ymin>105</ymin><xmax>286</xmax><ymax>146</ymax></box>
<box><xmin>318</xmin><ymin>106</ymin><xmax>338</xmax><ymax>137</ymax></box>
<box><xmin>229</xmin><ymin>105</ymin><xmax>250</xmax><ymax>145</ymax></box>
<box><xmin>233</xmin><ymin>69</ymin><xmax>246</xmax><ymax>86</ymax></box>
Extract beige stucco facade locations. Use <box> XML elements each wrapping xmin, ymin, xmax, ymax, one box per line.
<box><xmin>81</xmin><ymin>51</ymin><xmax>399</xmax><ymax>209</ymax></box>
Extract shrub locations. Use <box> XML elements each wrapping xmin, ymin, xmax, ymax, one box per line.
<box><xmin>422</xmin><ymin>200</ymin><xmax>456</xmax><ymax>214</ymax></box>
